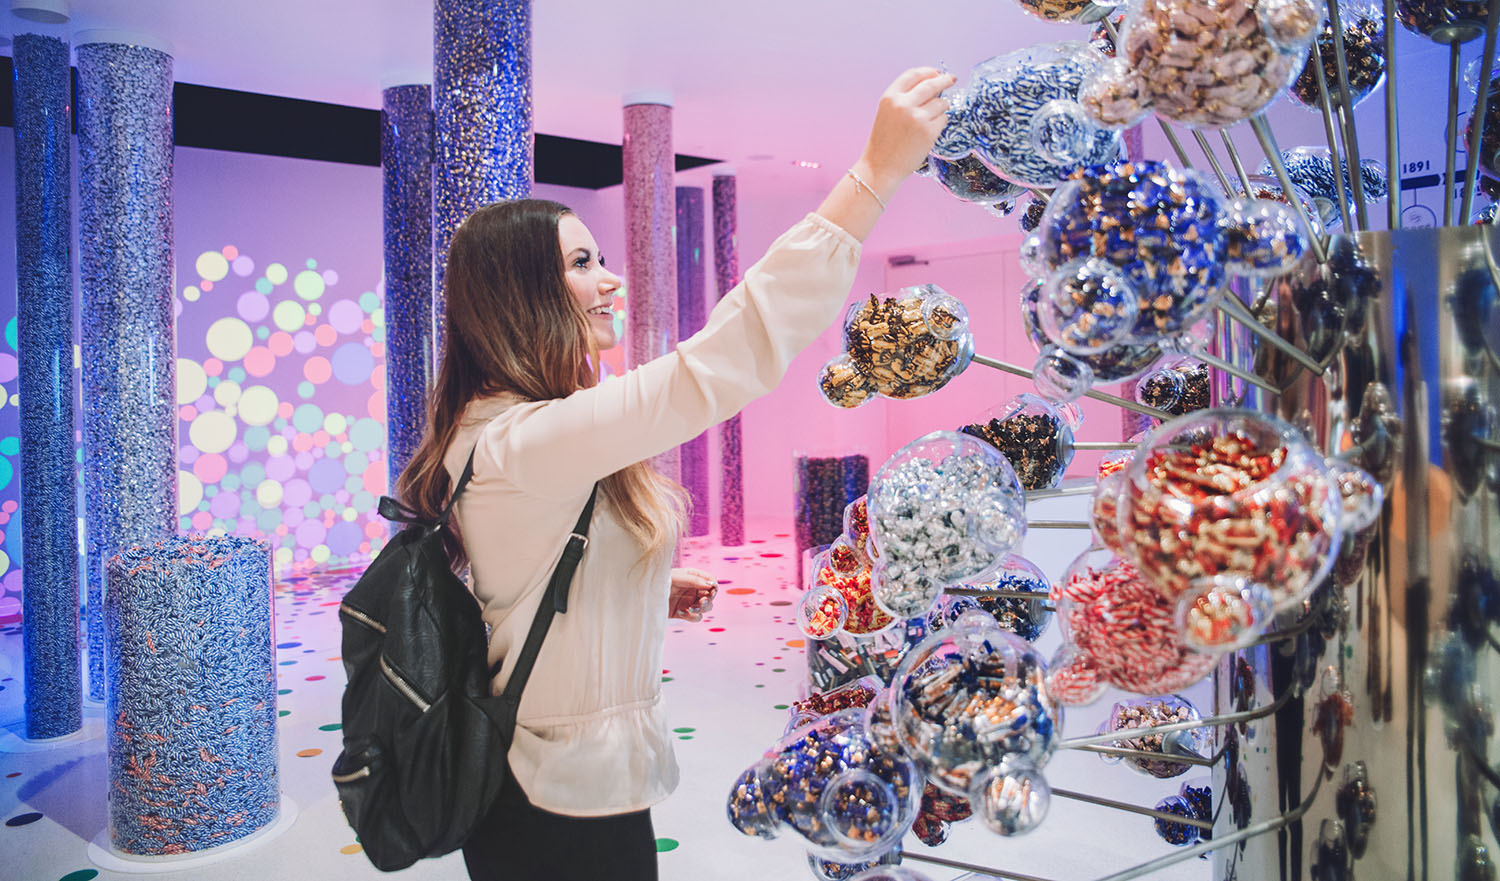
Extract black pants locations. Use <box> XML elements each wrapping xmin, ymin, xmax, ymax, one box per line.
<box><xmin>462</xmin><ymin>778</ymin><xmax>659</xmax><ymax>881</ymax></box>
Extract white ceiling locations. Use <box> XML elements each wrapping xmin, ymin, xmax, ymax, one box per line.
<box><xmin>12</xmin><ymin>0</ymin><xmax>1074</xmax><ymax>167</ymax></box>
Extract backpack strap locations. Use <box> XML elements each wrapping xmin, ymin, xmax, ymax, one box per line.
<box><xmin>376</xmin><ymin>447</ymin><xmax>479</xmax><ymax>528</ymax></box>
<box><xmin>437</xmin><ymin>447</ymin><xmax>479</xmax><ymax>527</ymax></box>
<box><xmin>496</xmin><ymin>484</ymin><xmax>600</xmax><ymax>693</ymax></box>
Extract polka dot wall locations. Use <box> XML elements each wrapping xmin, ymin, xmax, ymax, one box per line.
<box><xmin>174</xmin><ymin>246</ymin><xmax>390</xmax><ymax>574</ymax></box>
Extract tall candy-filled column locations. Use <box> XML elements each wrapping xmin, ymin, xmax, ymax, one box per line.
<box><xmin>712</xmin><ymin>172</ymin><xmax>744</xmax><ymax>544</ymax></box>
<box><xmin>381</xmin><ymin>83</ymin><xmax>433</xmax><ymax>489</ymax></box>
<box><xmin>14</xmin><ymin>25</ymin><xmax>79</xmax><ymax>738</ymax></box>
<box><xmin>676</xmin><ymin>186</ymin><xmax>709</xmax><ymax>534</ymax></box>
<box><xmin>623</xmin><ymin>95</ymin><xmax>679</xmax><ymax>484</ymax></box>
<box><xmin>76</xmin><ymin>33</ymin><xmax>178</xmax><ymax>702</ymax></box>
<box><xmin>432</xmin><ymin>0</ymin><xmax>532</xmax><ymax>365</ymax></box>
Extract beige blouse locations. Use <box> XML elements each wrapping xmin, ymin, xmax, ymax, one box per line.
<box><xmin>442</xmin><ymin>213</ymin><xmax>861</xmax><ymax>816</ymax></box>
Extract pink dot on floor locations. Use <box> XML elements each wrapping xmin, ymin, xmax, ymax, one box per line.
<box><xmin>306</xmin><ymin>675</ymin><xmax>325</xmax><ymax>681</ymax></box>
<box><xmin>709</xmin><ymin>627</ymin><xmax>725</xmax><ymax>632</ymax></box>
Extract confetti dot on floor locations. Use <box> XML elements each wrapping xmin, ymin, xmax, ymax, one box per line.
<box><xmin>277</xmin><ymin>642</ymin><xmax>302</xmax><ymax>649</ymax></box>
<box><xmin>785</xmin><ymin>640</ymin><xmax>805</xmax><ymax>648</ymax></box>
<box><xmin>340</xmin><ymin>844</ymin><xmax>363</xmax><ymax>855</ymax></box>
<box><xmin>773</xmin><ymin>704</ymin><xmax>789</xmax><ymax>710</ymax></box>
<box><xmin>679</xmin><ymin>735</ymin><xmax>694</xmax><ymax>740</ymax></box>
<box><xmin>772</xmin><ymin>668</ymin><xmax>786</xmax><ymax>673</ymax></box>
<box><xmin>6</xmin><ymin>811</ymin><xmax>42</xmax><ymax>826</ymax></box>
<box><xmin>296</xmin><ymin>748</ymin><xmax>323</xmax><ymax>758</ymax></box>
<box><xmin>279</xmin><ymin>710</ymin><xmax>291</xmax><ymax>717</ymax></box>
<box><xmin>673</xmin><ymin>727</ymin><xmax>696</xmax><ymax>733</ymax></box>
<box><xmin>318</xmin><ymin>723</ymin><xmax>342</xmax><ymax>731</ymax></box>
<box><xmin>662</xmin><ymin>676</ymin><xmax>674</xmax><ymax>682</ymax></box>
<box><xmin>759</xmin><ymin>553</ymin><xmax>783</xmax><ymax>558</ymax></box>
<box><xmin>278</xmin><ymin>660</ymin><xmax>296</xmax><ymax>666</ymax></box>
<box><xmin>726</xmin><ymin>588</ymin><xmax>755</xmax><ymax>595</ymax></box>
<box><xmin>709</xmin><ymin>627</ymin><xmax>725</xmax><ymax>632</ymax></box>
<box><xmin>768</xmin><ymin>600</ymin><xmax>792</xmax><ymax>607</ymax></box>
<box><xmin>306</xmin><ymin>675</ymin><xmax>325</xmax><ymax>681</ymax></box>
<box><xmin>655</xmin><ymin>838</ymin><xmax>680</xmax><ymax>852</ymax></box>
<box><xmin>60</xmin><ymin>871</ymin><xmax>100</xmax><ymax>881</ymax></box>
<box><xmin>278</xmin><ymin>688</ymin><xmax>292</xmax><ymax>695</ymax></box>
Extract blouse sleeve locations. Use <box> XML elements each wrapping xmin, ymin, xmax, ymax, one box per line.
<box><xmin>482</xmin><ymin>212</ymin><xmax>861</xmax><ymax>498</ymax></box>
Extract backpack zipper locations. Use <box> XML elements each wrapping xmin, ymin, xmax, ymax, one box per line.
<box><xmin>331</xmin><ymin>765</ymin><xmax>372</xmax><ymax>784</ymax></box>
<box><xmin>340</xmin><ymin>602</ymin><xmax>387</xmax><ymax>634</ymax></box>
<box><xmin>379</xmin><ymin>655</ymin><xmax>431</xmax><ymax>712</ymax></box>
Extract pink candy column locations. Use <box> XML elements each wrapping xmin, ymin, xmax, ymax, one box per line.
<box><xmin>623</xmin><ymin>96</ymin><xmax>679</xmax><ymax>484</ymax></box>
<box><xmin>712</xmin><ymin>172</ymin><xmax>744</xmax><ymax>545</ymax></box>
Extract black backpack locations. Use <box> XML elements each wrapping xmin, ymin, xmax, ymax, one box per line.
<box><xmin>331</xmin><ymin>449</ymin><xmax>598</xmax><ymax>871</ymax></box>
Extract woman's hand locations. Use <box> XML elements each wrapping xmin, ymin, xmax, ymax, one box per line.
<box><xmin>816</xmin><ymin>67</ymin><xmax>955</xmax><ymax>242</ymax></box>
<box><xmin>855</xmin><ymin>67</ymin><xmax>956</xmax><ymax>198</ymax></box>
<box><xmin>669</xmin><ymin>568</ymin><xmax>718</xmax><ymax>622</ymax></box>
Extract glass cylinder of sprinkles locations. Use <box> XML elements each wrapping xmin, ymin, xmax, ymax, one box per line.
<box><xmin>713</xmin><ymin>173</ymin><xmax>745</xmax><ymax>545</ymax></box>
<box><xmin>794</xmin><ymin>454</ymin><xmax>869</xmax><ymax>584</ymax></box>
<box><xmin>677</xmin><ymin>186</ymin><xmax>711</xmax><ymax>535</ymax></box>
<box><xmin>14</xmin><ymin>29</ymin><xmax>81</xmax><ymax>740</ymax></box>
<box><xmin>77</xmin><ymin>37</ymin><xmax>178</xmax><ymax>701</ymax></box>
<box><xmin>104</xmin><ymin>536</ymin><xmax>277</xmax><ymax>855</ymax></box>
<box><xmin>381</xmin><ymin>83</ymin><xmax>434</xmax><ymax>493</ymax></box>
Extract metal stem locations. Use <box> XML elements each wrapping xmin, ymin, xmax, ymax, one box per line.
<box><xmin>1086</xmin><ymin>762</ymin><xmax>1329</xmax><ymax>881</ymax></box>
<box><xmin>1061</xmin><ymin>677</ymin><xmax>1296</xmax><ymax>748</ymax></box>
<box><xmin>1192</xmin><ymin>129</ymin><xmax>1235</xmax><ymax>195</ymax></box>
<box><xmin>902</xmin><ymin>852</ymin><xmax>1060</xmax><ymax>881</ymax></box>
<box><xmin>1025</xmin><ymin>484</ymin><xmax>1096</xmax><ymax>500</ymax></box>
<box><xmin>1461</xmin><ymin>0</ymin><xmax>1500</xmax><ymax>221</ymax></box>
<box><xmin>1027</xmin><ymin>186</ymin><xmax>1052</xmax><ymax>205</ymax></box>
<box><xmin>1447</xmin><ymin>40</ymin><xmax>1463</xmax><ymax>226</ymax></box>
<box><xmin>1327</xmin><ymin>0</ymin><xmax>1371</xmax><ymax>229</ymax></box>
<box><xmin>1027</xmin><ymin>519</ymin><xmax>1092</xmax><ymax>529</ymax></box>
<box><xmin>1249</xmin><ymin>115</ymin><xmax>1329</xmax><ymax>263</ymax></box>
<box><xmin>969</xmin><ymin>353</ymin><xmax>1176</xmax><ymax>420</ymax></box>
<box><xmin>1311</xmin><ymin>38</ymin><xmax>1355</xmax><ymax>231</ymax></box>
<box><xmin>1215</xmin><ymin>294</ymin><xmax>1327</xmax><ymax>374</ymax></box>
<box><xmin>1052</xmin><ymin>787</ymin><xmax>1216</xmax><ymax>830</ymax></box>
<box><xmin>944</xmin><ymin>586</ymin><xmax>1055</xmax><ymax>607</ymax></box>
<box><xmin>1193</xmin><ymin>348</ymin><xmax>1283</xmax><ymax>394</ymax></box>
<box><xmin>1158</xmin><ymin>118</ymin><xmax>1195</xmax><ymax>169</ymax></box>
<box><xmin>1071</xmin><ymin>441</ymin><xmax>1138</xmax><ymax>450</ymax></box>
<box><xmin>1073</xmin><ymin>742</ymin><xmax>1219</xmax><ymax>767</ymax></box>
<box><xmin>1221</xmin><ymin>130</ymin><xmax>1255</xmax><ymax>197</ymax></box>
<box><xmin>1384</xmin><ymin>0</ymin><xmax>1400</xmax><ymax>229</ymax></box>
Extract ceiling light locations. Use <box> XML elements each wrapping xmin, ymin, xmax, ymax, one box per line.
<box><xmin>10</xmin><ymin>0</ymin><xmax>69</xmax><ymax>24</ymax></box>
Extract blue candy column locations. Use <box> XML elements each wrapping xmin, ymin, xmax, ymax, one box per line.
<box><xmin>624</xmin><ymin>96</ymin><xmax>679</xmax><ymax>484</ymax></box>
<box><xmin>76</xmin><ymin>37</ymin><xmax>177</xmax><ymax>702</ymax></box>
<box><xmin>381</xmin><ymin>84</ymin><xmax>433</xmax><ymax>490</ymax></box>
<box><xmin>105</xmin><ymin>537</ymin><xmax>277</xmax><ymax>854</ymax></box>
<box><xmin>712</xmin><ymin>173</ymin><xmax>744</xmax><ymax>545</ymax></box>
<box><xmin>14</xmin><ymin>30</ymin><xmax>80</xmax><ymax>738</ymax></box>
<box><xmin>676</xmin><ymin>186</ymin><xmax>709</xmax><ymax>535</ymax></box>
<box><xmin>433</xmin><ymin>0</ymin><xmax>532</xmax><ymax>365</ymax></box>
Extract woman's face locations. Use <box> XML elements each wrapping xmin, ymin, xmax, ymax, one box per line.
<box><xmin>558</xmin><ymin>214</ymin><xmax>623</xmax><ymax>351</ymax></box>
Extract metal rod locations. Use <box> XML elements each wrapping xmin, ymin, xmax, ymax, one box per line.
<box><xmin>1071</xmin><ymin>441</ymin><xmax>1138</xmax><ymax>450</ymax></box>
<box><xmin>1447</xmin><ymin>41</ymin><xmax>1463</xmax><ymax>226</ymax></box>
<box><xmin>1221</xmin><ymin>130</ymin><xmax>1255</xmax><ymax>197</ymax></box>
<box><xmin>1462</xmin><ymin>0</ymin><xmax>1500</xmax><ymax>220</ymax></box>
<box><xmin>1158</xmin><ymin>118</ymin><xmax>1195</xmax><ymax>169</ymax></box>
<box><xmin>902</xmin><ymin>852</ymin><xmax>1060</xmax><ymax>881</ymax></box>
<box><xmin>1027</xmin><ymin>519</ymin><xmax>1093</xmax><ymax>529</ymax></box>
<box><xmin>1249</xmin><ymin>115</ymin><xmax>1329</xmax><ymax>262</ymax></box>
<box><xmin>1073</xmin><ymin>742</ymin><xmax>1219</xmax><ymax>767</ymax></box>
<box><xmin>1061</xmin><ymin>678</ymin><xmax>1296</xmax><ymax>748</ymax></box>
<box><xmin>1052</xmin><ymin>786</ymin><xmax>1216</xmax><ymax>830</ymax></box>
<box><xmin>1086</xmin><ymin>760</ymin><xmax>1330</xmax><ymax>881</ymax></box>
<box><xmin>1327</xmin><ymin>0</ymin><xmax>1371</xmax><ymax>229</ymax></box>
<box><xmin>1215</xmin><ymin>295</ymin><xmax>1327</xmax><ymax>374</ymax></box>
<box><xmin>1384</xmin><ymin>0</ymin><xmax>1400</xmax><ymax>229</ymax></box>
<box><xmin>1192</xmin><ymin>129</ymin><xmax>1235</xmax><ymax>195</ymax></box>
<box><xmin>1025</xmin><ymin>484</ymin><xmax>1096</xmax><ymax>500</ymax></box>
<box><xmin>944</xmin><ymin>586</ymin><xmax>1055</xmax><ymax>607</ymax></box>
<box><xmin>1027</xmin><ymin>186</ymin><xmax>1052</xmax><ymax>205</ymax></box>
<box><xmin>1193</xmin><ymin>348</ymin><xmax>1283</xmax><ymax>394</ymax></box>
<box><xmin>1245</xmin><ymin>606</ymin><xmax>1321</xmax><ymax>646</ymax></box>
<box><xmin>969</xmin><ymin>353</ymin><xmax>1176</xmax><ymax>420</ymax></box>
<box><xmin>1311</xmin><ymin>37</ymin><xmax>1355</xmax><ymax>231</ymax></box>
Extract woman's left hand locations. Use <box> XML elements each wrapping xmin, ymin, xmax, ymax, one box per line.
<box><xmin>669</xmin><ymin>568</ymin><xmax>718</xmax><ymax>622</ymax></box>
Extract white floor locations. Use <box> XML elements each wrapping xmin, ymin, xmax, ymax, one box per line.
<box><xmin>1</xmin><ymin>513</ymin><xmax>1211</xmax><ymax>881</ymax></box>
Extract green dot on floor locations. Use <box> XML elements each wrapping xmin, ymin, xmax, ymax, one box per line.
<box><xmin>678</xmin><ymin>735</ymin><xmax>694</xmax><ymax>740</ymax></box>
<box><xmin>772</xmin><ymin>668</ymin><xmax>785</xmax><ymax>673</ymax></box>
<box><xmin>278</xmin><ymin>689</ymin><xmax>292</xmax><ymax>695</ymax></box>
<box><xmin>278</xmin><ymin>710</ymin><xmax>290</xmax><ymax>717</ymax></box>
<box><xmin>61</xmin><ymin>871</ymin><xmax>100</xmax><ymax>881</ymax></box>
<box><xmin>661</xmin><ymin>676</ymin><xmax>673</xmax><ymax>683</ymax></box>
<box><xmin>318</xmin><ymin>723</ymin><xmax>342</xmax><ymax>732</ymax></box>
<box><xmin>655</xmin><ymin>838</ymin><xmax>679</xmax><ymax>852</ymax></box>
<box><xmin>773</xmin><ymin>704</ymin><xmax>789</xmax><ymax>710</ymax></box>
<box><xmin>672</xmin><ymin>727</ymin><xmax>695</xmax><ymax>733</ymax></box>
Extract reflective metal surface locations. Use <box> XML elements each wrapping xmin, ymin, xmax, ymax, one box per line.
<box><xmin>1217</xmin><ymin>226</ymin><xmax>1500</xmax><ymax>881</ymax></box>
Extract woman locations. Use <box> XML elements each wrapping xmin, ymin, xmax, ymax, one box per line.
<box><xmin>395</xmin><ymin>67</ymin><xmax>953</xmax><ymax>880</ymax></box>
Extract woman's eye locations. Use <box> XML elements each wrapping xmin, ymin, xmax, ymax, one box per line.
<box><xmin>573</xmin><ymin>256</ymin><xmax>591</xmax><ymax>269</ymax></box>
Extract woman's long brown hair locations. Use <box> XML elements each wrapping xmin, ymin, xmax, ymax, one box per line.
<box><xmin>396</xmin><ymin>199</ymin><xmax>684</xmax><ymax>567</ymax></box>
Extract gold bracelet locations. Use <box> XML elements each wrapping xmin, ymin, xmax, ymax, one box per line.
<box><xmin>846</xmin><ymin>169</ymin><xmax>887</xmax><ymax>212</ymax></box>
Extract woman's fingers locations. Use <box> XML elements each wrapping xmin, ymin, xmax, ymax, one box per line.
<box><xmin>891</xmin><ymin>66</ymin><xmax>944</xmax><ymax>94</ymax></box>
<box><xmin>905</xmin><ymin>72</ymin><xmax>955</xmax><ymax>108</ymax></box>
